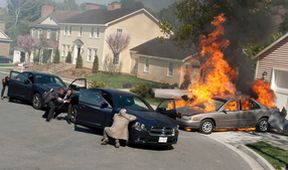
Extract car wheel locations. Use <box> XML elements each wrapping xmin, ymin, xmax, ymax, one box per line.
<box><xmin>68</xmin><ymin>104</ymin><xmax>78</xmax><ymax>124</ymax></box>
<box><xmin>32</xmin><ymin>93</ymin><xmax>43</xmax><ymax>110</ymax></box>
<box><xmin>199</xmin><ymin>119</ymin><xmax>214</xmax><ymax>134</ymax></box>
<box><xmin>256</xmin><ymin>118</ymin><xmax>269</xmax><ymax>132</ymax></box>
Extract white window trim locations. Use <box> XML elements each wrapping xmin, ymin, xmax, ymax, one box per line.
<box><xmin>144</xmin><ymin>58</ymin><xmax>149</xmax><ymax>73</ymax></box>
<box><xmin>47</xmin><ymin>30</ymin><xmax>50</xmax><ymax>39</ymax></box>
<box><xmin>167</xmin><ymin>62</ymin><xmax>174</xmax><ymax>77</ymax></box>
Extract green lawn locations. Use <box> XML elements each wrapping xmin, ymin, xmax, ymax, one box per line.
<box><xmin>87</xmin><ymin>72</ymin><xmax>164</xmax><ymax>89</ymax></box>
<box><xmin>246</xmin><ymin>142</ymin><xmax>288</xmax><ymax>170</ymax></box>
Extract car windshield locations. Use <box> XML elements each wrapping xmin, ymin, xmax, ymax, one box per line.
<box><xmin>34</xmin><ymin>74</ymin><xmax>66</xmax><ymax>87</ymax></box>
<box><xmin>114</xmin><ymin>95</ymin><xmax>153</xmax><ymax>112</ymax></box>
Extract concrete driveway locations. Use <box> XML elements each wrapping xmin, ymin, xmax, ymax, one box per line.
<box><xmin>0</xmin><ymin>73</ymin><xmax>252</xmax><ymax>170</ymax></box>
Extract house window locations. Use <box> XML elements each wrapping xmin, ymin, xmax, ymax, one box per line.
<box><xmin>79</xmin><ymin>26</ymin><xmax>82</xmax><ymax>36</ymax></box>
<box><xmin>56</xmin><ymin>31</ymin><xmax>59</xmax><ymax>41</ymax></box>
<box><xmin>167</xmin><ymin>62</ymin><xmax>174</xmax><ymax>76</ymax></box>
<box><xmin>144</xmin><ymin>58</ymin><xmax>149</xmax><ymax>73</ymax></box>
<box><xmin>66</xmin><ymin>45</ymin><xmax>70</xmax><ymax>56</ymax></box>
<box><xmin>117</xmin><ymin>29</ymin><xmax>123</xmax><ymax>33</ymax></box>
<box><xmin>64</xmin><ymin>26</ymin><xmax>68</xmax><ymax>35</ymax></box>
<box><xmin>94</xmin><ymin>27</ymin><xmax>100</xmax><ymax>38</ymax></box>
<box><xmin>87</xmin><ymin>48</ymin><xmax>98</xmax><ymax>62</ymax></box>
<box><xmin>47</xmin><ymin>30</ymin><xmax>50</xmax><ymax>39</ymax></box>
<box><xmin>113</xmin><ymin>53</ymin><xmax>120</xmax><ymax>65</ymax></box>
<box><xmin>90</xmin><ymin>27</ymin><xmax>94</xmax><ymax>38</ymax></box>
<box><xmin>69</xmin><ymin>26</ymin><xmax>72</xmax><ymax>35</ymax></box>
<box><xmin>37</xmin><ymin>29</ymin><xmax>42</xmax><ymax>39</ymax></box>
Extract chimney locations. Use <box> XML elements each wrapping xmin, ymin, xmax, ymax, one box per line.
<box><xmin>107</xmin><ymin>2</ymin><xmax>122</xmax><ymax>11</ymax></box>
<box><xmin>41</xmin><ymin>4</ymin><xmax>54</xmax><ymax>17</ymax></box>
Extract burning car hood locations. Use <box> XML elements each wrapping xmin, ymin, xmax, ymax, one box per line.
<box><xmin>127</xmin><ymin>109</ymin><xmax>177</xmax><ymax>127</ymax></box>
<box><xmin>177</xmin><ymin>107</ymin><xmax>205</xmax><ymax>116</ymax></box>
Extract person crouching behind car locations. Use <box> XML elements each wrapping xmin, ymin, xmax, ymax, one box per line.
<box><xmin>1</xmin><ymin>76</ymin><xmax>10</xmax><ymax>100</ymax></box>
<box><xmin>43</xmin><ymin>87</ymin><xmax>65</xmax><ymax>122</ymax></box>
<box><xmin>101</xmin><ymin>108</ymin><xmax>137</xmax><ymax>148</ymax></box>
<box><xmin>53</xmin><ymin>88</ymin><xmax>73</xmax><ymax>121</ymax></box>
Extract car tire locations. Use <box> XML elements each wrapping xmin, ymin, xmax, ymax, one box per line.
<box><xmin>32</xmin><ymin>93</ymin><xmax>43</xmax><ymax>110</ymax></box>
<box><xmin>68</xmin><ymin>104</ymin><xmax>78</xmax><ymax>124</ymax></box>
<box><xmin>199</xmin><ymin>119</ymin><xmax>214</xmax><ymax>134</ymax></box>
<box><xmin>256</xmin><ymin>117</ymin><xmax>269</xmax><ymax>132</ymax></box>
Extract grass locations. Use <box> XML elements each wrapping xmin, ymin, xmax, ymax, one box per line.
<box><xmin>246</xmin><ymin>141</ymin><xmax>288</xmax><ymax>170</ymax></box>
<box><xmin>87</xmin><ymin>72</ymin><xmax>164</xmax><ymax>89</ymax></box>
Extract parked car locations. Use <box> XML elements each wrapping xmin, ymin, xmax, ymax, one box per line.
<box><xmin>156</xmin><ymin>97</ymin><xmax>275</xmax><ymax>134</ymax></box>
<box><xmin>8</xmin><ymin>71</ymin><xmax>87</xmax><ymax>109</ymax></box>
<box><xmin>0</xmin><ymin>56</ymin><xmax>12</xmax><ymax>63</ymax></box>
<box><xmin>69</xmin><ymin>88</ymin><xmax>179</xmax><ymax>146</ymax></box>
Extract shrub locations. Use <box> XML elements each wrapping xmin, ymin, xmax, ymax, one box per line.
<box><xmin>130</xmin><ymin>84</ymin><xmax>155</xmax><ymax>98</ymax></box>
<box><xmin>53</xmin><ymin>49</ymin><xmax>60</xmax><ymax>64</ymax></box>
<box><xmin>122</xmin><ymin>83</ymin><xmax>132</xmax><ymax>88</ymax></box>
<box><xmin>92</xmin><ymin>54</ymin><xmax>99</xmax><ymax>73</ymax></box>
<box><xmin>76</xmin><ymin>54</ymin><xmax>83</xmax><ymax>69</ymax></box>
<box><xmin>65</xmin><ymin>51</ymin><xmax>72</xmax><ymax>63</ymax></box>
<box><xmin>90</xmin><ymin>80</ymin><xmax>106</xmax><ymax>88</ymax></box>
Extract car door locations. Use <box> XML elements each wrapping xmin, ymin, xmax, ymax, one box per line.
<box><xmin>68</xmin><ymin>78</ymin><xmax>87</xmax><ymax>92</ymax></box>
<box><xmin>8</xmin><ymin>72</ymin><xmax>32</xmax><ymax>99</ymax></box>
<box><xmin>156</xmin><ymin>99</ymin><xmax>177</xmax><ymax>119</ymax></box>
<box><xmin>76</xmin><ymin>89</ymin><xmax>112</xmax><ymax>128</ymax></box>
<box><xmin>241</xmin><ymin>99</ymin><xmax>262</xmax><ymax>127</ymax></box>
<box><xmin>215</xmin><ymin>100</ymin><xmax>243</xmax><ymax>128</ymax></box>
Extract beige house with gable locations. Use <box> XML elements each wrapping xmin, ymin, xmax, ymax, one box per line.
<box><xmin>58</xmin><ymin>7</ymin><xmax>163</xmax><ymax>73</ymax></box>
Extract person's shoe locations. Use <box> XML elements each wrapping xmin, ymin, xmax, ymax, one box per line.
<box><xmin>115</xmin><ymin>140</ymin><xmax>120</xmax><ymax>148</ymax></box>
<box><xmin>101</xmin><ymin>138</ymin><xmax>108</xmax><ymax>145</ymax></box>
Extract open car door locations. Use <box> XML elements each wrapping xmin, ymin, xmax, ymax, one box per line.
<box><xmin>68</xmin><ymin>78</ymin><xmax>87</xmax><ymax>91</ymax></box>
<box><xmin>9</xmin><ymin>70</ymin><xmax>20</xmax><ymax>80</ymax></box>
<box><xmin>156</xmin><ymin>99</ymin><xmax>177</xmax><ymax>119</ymax></box>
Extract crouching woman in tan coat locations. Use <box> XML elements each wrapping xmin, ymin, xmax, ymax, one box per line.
<box><xmin>101</xmin><ymin>108</ymin><xmax>137</xmax><ymax>148</ymax></box>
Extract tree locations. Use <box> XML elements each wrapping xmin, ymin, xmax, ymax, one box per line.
<box><xmin>65</xmin><ymin>51</ymin><xmax>72</xmax><ymax>63</ymax></box>
<box><xmin>92</xmin><ymin>54</ymin><xmax>99</xmax><ymax>73</ymax></box>
<box><xmin>76</xmin><ymin>54</ymin><xmax>83</xmax><ymax>69</ymax></box>
<box><xmin>17</xmin><ymin>34</ymin><xmax>40</xmax><ymax>63</ymax></box>
<box><xmin>53</xmin><ymin>48</ymin><xmax>60</xmax><ymax>64</ymax></box>
<box><xmin>106</xmin><ymin>32</ymin><xmax>130</xmax><ymax>66</ymax></box>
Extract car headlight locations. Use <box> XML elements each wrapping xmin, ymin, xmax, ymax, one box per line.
<box><xmin>133</xmin><ymin>122</ymin><xmax>147</xmax><ymax>131</ymax></box>
<box><xmin>191</xmin><ymin>116</ymin><xmax>200</xmax><ymax>121</ymax></box>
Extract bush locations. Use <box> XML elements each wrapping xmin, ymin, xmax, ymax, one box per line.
<box><xmin>122</xmin><ymin>83</ymin><xmax>132</xmax><ymax>88</ymax></box>
<box><xmin>130</xmin><ymin>84</ymin><xmax>155</xmax><ymax>98</ymax></box>
<box><xmin>90</xmin><ymin>80</ymin><xmax>106</xmax><ymax>88</ymax></box>
<box><xmin>65</xmin><ymin>51</ymin><xmax>72</xmax><ymax>63</ymax></box>
<box><xmin>53</xmin><ymin>49</ymin><xmax>60</xmax><ymax>64</ymax></box>
<box><xmin>92</xmin><ymin>54</ymin><xmax>99</xmax><ymax>73</ymax></box>
<box><xmin>76</xmin><ymin>54</ymin><xmax>83</xmax><ymax>69</ymax></box>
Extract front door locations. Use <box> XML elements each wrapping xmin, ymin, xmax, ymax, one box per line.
<box><xmin>156</xmin><ymin>99</ymin><xmax>177</xmax><ymax>119</ymax></box>
<box><xmin>216</xmin><ymin>100</ymin><xmax>243</xmax><ymax>128</ymax></box>
<box><xmin>76</xmin><ymin>89</ymin><xmax>112</xmax><ymax>127</ymax></box>
<box><xmin>8</xmin><ymin>72</ymin><xmax>32</xmax><ymax>100</ymax></box>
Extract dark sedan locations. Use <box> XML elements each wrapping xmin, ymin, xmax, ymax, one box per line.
<box><xmin>69</xmin><ymin>88</ymin><xmax>179</xmax><ymax>146</ymax></box>
<box><xmin>8</xmin><ymin>71</ymin><xmax>86</xmax><ymax>109</ymax></box>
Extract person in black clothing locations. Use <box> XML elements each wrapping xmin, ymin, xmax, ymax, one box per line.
<box><xmin>1</xmin><ymin>76</ymin><xmax>10</xmax><ymax>100</ymax></box>
<box><xmin>43</xmin><ymin>87</ymin><xmax>65</xmax><ymax>122</ymax></box>
<box><xmin>53</xmin><ymin>88</ymin><xmax>73</xmax><ymax>120</ymax></box>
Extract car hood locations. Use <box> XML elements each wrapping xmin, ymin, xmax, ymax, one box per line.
<box><xmin>177</xmin><ymin>107</ymin><xmax>205</xmax><ymax>116</ymax></box>
<box><xmin>127</xmin><ymin>109</ymin><xmax>177</xmax><ymax>127</ymax></box>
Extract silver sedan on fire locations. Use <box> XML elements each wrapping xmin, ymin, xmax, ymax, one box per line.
<box><xmin>156</xmin><ymin>97</ymin><xmax>276</xmax><ymax>134</ymax></box>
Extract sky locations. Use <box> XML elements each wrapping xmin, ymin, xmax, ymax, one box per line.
<box><xmin>0</xmin><ymin>0</ymin><xmax>175</xmax><ymax>11</ymax></box>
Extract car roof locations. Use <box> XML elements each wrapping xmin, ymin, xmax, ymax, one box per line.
<box><xmin>23</xmin><ymin>71</ymin><xmax>60</xmax><ymax>77</ymax></box>
<box><xmin>94</xmin><ymin>88</ymin><xmax>137</xmax><ymax>97</ymax></box>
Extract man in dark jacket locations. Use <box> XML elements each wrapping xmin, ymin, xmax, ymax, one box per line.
<box><xmin>1</xmin><ymin>76</ymin><xmax>9</xmax><ymax>100</ymax></box>
<box><xmin>53</xmin><ymin>88</ymin><xmax>73</xmax><ymax>120</ymax></box>
<box><xmin>43</xmin><ymin>87</ymin><xmax>65</xmax><ymax>122</ymax></box>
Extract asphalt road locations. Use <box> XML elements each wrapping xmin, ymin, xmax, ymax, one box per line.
<box><xmin>0</xmin><ymin>73</ymin><xmax>251</xmax><ymax>170</ymax></box>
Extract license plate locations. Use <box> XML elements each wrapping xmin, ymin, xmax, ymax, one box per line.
<box><xmin>158</xmin><ymin>137</ymin><xmax>168</xmax><ymax>143</ymax></box>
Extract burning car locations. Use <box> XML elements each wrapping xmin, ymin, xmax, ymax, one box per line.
<box><xmin>157</xmin><ymin>97</ymin><xmax>275</xmax><ymax>134</ymax></box>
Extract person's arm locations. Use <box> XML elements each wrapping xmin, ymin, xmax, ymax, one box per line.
<box><xmin>122</xmin><ymin>113</ymin><xmax>137</xmax><ymax>121</ymax></box>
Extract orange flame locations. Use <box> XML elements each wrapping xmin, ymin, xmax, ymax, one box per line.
<box><xmin>174</xmin><ymin>13</ymin><xmax>236</xmax><ymax>112</ymax></box>
<box><xmin>251</xmin><ymin>79</ymin><xmax>276</xmax><ymax>108</ymax></box>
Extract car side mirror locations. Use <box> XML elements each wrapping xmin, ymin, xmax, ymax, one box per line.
<box><xmin>100</xmin><ymin>102</ymin><xmax>109</xmax><ymax>109</ymax></box>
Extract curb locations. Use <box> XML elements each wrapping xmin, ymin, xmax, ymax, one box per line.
<box><xmin>238</xmin><ymin>145</ymin><xmax>275</xmax><ymax>170</ymax></box>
